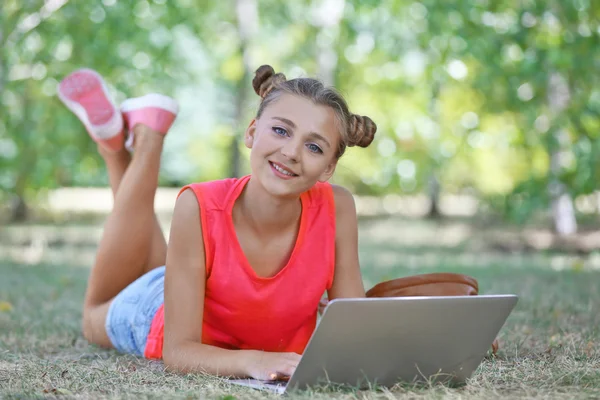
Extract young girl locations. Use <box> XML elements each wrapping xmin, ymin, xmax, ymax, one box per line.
<box><xmin>58</xmin><ymin>65</ymin><xmax>377</xmax><ymax>381</ymax></box>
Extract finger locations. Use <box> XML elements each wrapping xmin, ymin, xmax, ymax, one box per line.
<box><xmin>268</xmin><ymin>371</ymin><xmax>291</xmax><ymax>381</ymax></box>
<box><xmin>275</xmin><ymin>373</ymin><xmax>291</xmax><ymax>381</ymax></box>
<box><xmin>272</xmin><ymin>372</ymin><xmax>292</xmax><ymax>381</ymax></box>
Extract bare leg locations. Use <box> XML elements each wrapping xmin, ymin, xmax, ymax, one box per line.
<box><xmin>99</xmin><ymin>146</ymin><xmax>131</xmax><ymax>198</ymax></box>
<box><xmin>83</xmin><ymin>125</ymin><xmax>167</xmax><ymax>347</ymax></box>
<box><xmin>99</xmin><ymin>146</ymin><xmax>168</xmax><ymax>274</ymax></box>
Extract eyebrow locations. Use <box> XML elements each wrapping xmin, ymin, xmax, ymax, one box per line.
<box><xmin>272</xmin><ymin>117</ymin><xmax>331</xmax><ymax>148</ymax></box>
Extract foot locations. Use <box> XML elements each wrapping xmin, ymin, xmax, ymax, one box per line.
<box><xmin>120</xmin><ymin>94</ymin><xmax>179</xmax><ymax>151</ymax></box>
<box><xmin>57</xmin><ymin>69</ymin><xmax>124</xmax><ymax>152</ymax></box>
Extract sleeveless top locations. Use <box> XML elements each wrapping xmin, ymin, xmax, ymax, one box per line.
<box><xmin>144</xmin><ymin>175</ymin><xmax>336</xmax><ymax>359</ymax></box>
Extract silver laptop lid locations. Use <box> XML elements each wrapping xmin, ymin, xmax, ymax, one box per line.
<box><xmin>285</xmin><ymin>294</ymin><xmax>518</xmax><ymax>391</ymax></box>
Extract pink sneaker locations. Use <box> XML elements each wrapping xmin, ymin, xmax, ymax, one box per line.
<box><xmin>120</xmin><ymin>94</ymin><xmax>179</xmax><ymax>150</ymax></box>
<box><xmin>57</xmin><ymin>69</ymin><xmax>124</xmax><ymax>152</ymax></box>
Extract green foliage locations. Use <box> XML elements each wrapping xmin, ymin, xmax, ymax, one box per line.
<box><xmin>1</xmin><ymin>0</ymin><xmax>599</xmax><ymax>222</ymax></box>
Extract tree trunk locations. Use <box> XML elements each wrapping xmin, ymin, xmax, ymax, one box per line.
<box><xmin>548</xmin><ymin>72</ymin><xmax>577</xmax><ymax>236</ymax></box>
<box><xmin>427</xmin><ymin>175</ymin><xmax>441</xmax><ymax>218</ymax></box>
<box><xmin>229</xmin><ymin>78</ymin><xmax>246</xmax><ymax>178</ymax></box>
<box><xmin>230</xmin><ymin>0</ymin><xmax>258</xmax><ymax>178</ymax></box>
<box><xmin>426</xmin><ymin>80</ymin><xmax>441</xmax><ymax>219</ymax></box>
<box><xmin>314</xmin><ymin>0</ymin><xmax>345</xmax><ymax>85</ymax></box>
<box><xmin>11</xmin><ymin>196</ymin><xmax>28</xmax><ymax>222</ymax></box>
<box><xmin>11</xmin><ymin>141</ymin><xmax>34</xmax><ymax>222</ymax></box>
<box><xmin>0</xmin><ymin>4</ymin><xmax>7</xmax><ymax>114</ymax></box>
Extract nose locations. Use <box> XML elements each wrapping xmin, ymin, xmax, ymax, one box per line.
<box><xmin>280</xmin><ymin>138</ymin><xmax>301</xmax><ymax>162</ymax></box>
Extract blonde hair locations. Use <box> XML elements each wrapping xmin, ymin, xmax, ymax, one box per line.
<box><xmin>252</xmin><ymin>65</ymin><xmax>377</xmax><ymax>158</ymax></box>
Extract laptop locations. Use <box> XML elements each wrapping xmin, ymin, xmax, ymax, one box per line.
<box><xmin>230</xmin><ymin>294</ymin><xmax>518</xmax><ymax>394</ymax></box>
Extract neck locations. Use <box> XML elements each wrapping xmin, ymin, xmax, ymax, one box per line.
<box><xmin>238</xmin><ymin>176</ymin><xmax>302</xmax><ymax>234</ymax></box>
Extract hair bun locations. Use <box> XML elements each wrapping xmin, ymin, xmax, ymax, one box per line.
<box><xmin>252</xmin><ymin>65</ymin><xmax>287</xmax><ymax>98</ymax></box>
<box><xmin>348</xmin><ymin>114</ymin><xmax>377</xmax><ymax>148</ymax></box>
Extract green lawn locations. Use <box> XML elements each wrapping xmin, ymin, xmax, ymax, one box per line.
<box><xmin>1</xmin><ymin>218</ymin><xmax>600</xmax><ymax>399</ymax></box>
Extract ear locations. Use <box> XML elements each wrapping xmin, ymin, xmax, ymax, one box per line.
<box><xmin>318</xmin><ymin>158</ymin><xmax>338</xmax><ymax>182</ymax></box>
<box><xmin>244</xmin><ymin>119</ymin><xmax>257</xmax><ymax>149</ymax></box>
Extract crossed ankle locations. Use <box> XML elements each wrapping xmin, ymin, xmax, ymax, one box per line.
<box><xmin>98</xmin><ymin>144</ymin><xmax>130</xmax><ymax>159</ymax></box>
<box><xmin>131</xmin><ymin>125</ymin><xmax>165</xmax><ymax>151</ymax></box>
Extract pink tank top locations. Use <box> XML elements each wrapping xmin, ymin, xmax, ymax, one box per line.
<box><xmin>144</xmin><ymin>176</ymin><xmax>336</xmax><ymax>359</ymax></box>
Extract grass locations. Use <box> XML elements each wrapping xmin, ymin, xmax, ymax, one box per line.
<box><xmin>1</xmin><ymin>217</ymin><xmax>600</xmax><ymax>399</ymax></box>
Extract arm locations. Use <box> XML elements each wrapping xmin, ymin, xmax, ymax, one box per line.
<box><xmin>163</xmin><ymin>189</ymin><xmax>299</xmax><ymax>379</ymax></box>
<box><xmin>326</xmin><ymin>185</ymin><xmax>366</xmax><ymax>300</ymax></box>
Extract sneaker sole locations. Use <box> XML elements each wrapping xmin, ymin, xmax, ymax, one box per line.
<box><xmin>57</xmin><ymin>69</ymin><xmax>124</xmax><ymax>151</ymax></box>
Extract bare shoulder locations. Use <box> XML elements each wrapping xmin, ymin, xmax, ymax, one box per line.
<box><xmin>327</xmin><ymin>185</ymin><xmax>364</xmax><ymax>299</ymax></box>
<box><xmin>169</xmin><ymin>188</ymin><xmax>203</xmax><ymax>252</ymax></box>
<box><xmin>330</xmin><ymin>184</ymin><xmax>356</xmax><ymax>217</ymax></box>
<box><xmin>173</xmin><ymin>188</ymin><xmax>200</xmax><ymax>218</ymax></box>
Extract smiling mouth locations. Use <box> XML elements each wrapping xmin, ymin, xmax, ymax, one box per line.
<box><xmin>269</xmin><ymin>161</ymin><xmax>298</xmax><ymax>177</ymax></box>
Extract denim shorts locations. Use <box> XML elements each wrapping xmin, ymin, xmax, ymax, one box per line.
<box><xmin>105</xmin><ymin>266</ymin><xmax>165</xmax><ymax>356</ymax></box>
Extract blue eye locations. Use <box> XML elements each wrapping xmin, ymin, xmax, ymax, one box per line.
<box><xmin>307</xmin><ymin>143</ymin><xmax>323</xmax><ymax>154</ymax></box>
<box><xmin>273</xmin><ymin>127</ymin><xmax>288</xmax><ymax>136</ymax></box>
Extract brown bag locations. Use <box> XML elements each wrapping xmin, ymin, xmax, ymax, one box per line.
<box><xmin>365</xmin><ymin>273</ymin><xmax>499</xmax><ymax>355</ymax></box>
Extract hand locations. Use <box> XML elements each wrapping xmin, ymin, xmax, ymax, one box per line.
<box><xmin>243</xmin><ymin>350</ymin><xmax>301</xmax><ymax>381</ymax></box>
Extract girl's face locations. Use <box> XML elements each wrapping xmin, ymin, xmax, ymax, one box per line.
<box><xmin>245</xmin><ymin>94</ymin><xmax>341</xmax><ymax>198</ymax></box>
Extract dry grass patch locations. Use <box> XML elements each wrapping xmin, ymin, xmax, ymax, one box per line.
<box><xmin>2</xmin><ymin>230</ymin><xmax>600</xmax><ymax>398</ymax></box>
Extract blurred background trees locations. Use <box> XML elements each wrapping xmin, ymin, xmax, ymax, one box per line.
<box><xmin>1</xmin><ymin>0</ymin><xmax>599</xmax><ymax>231</ymax></box>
